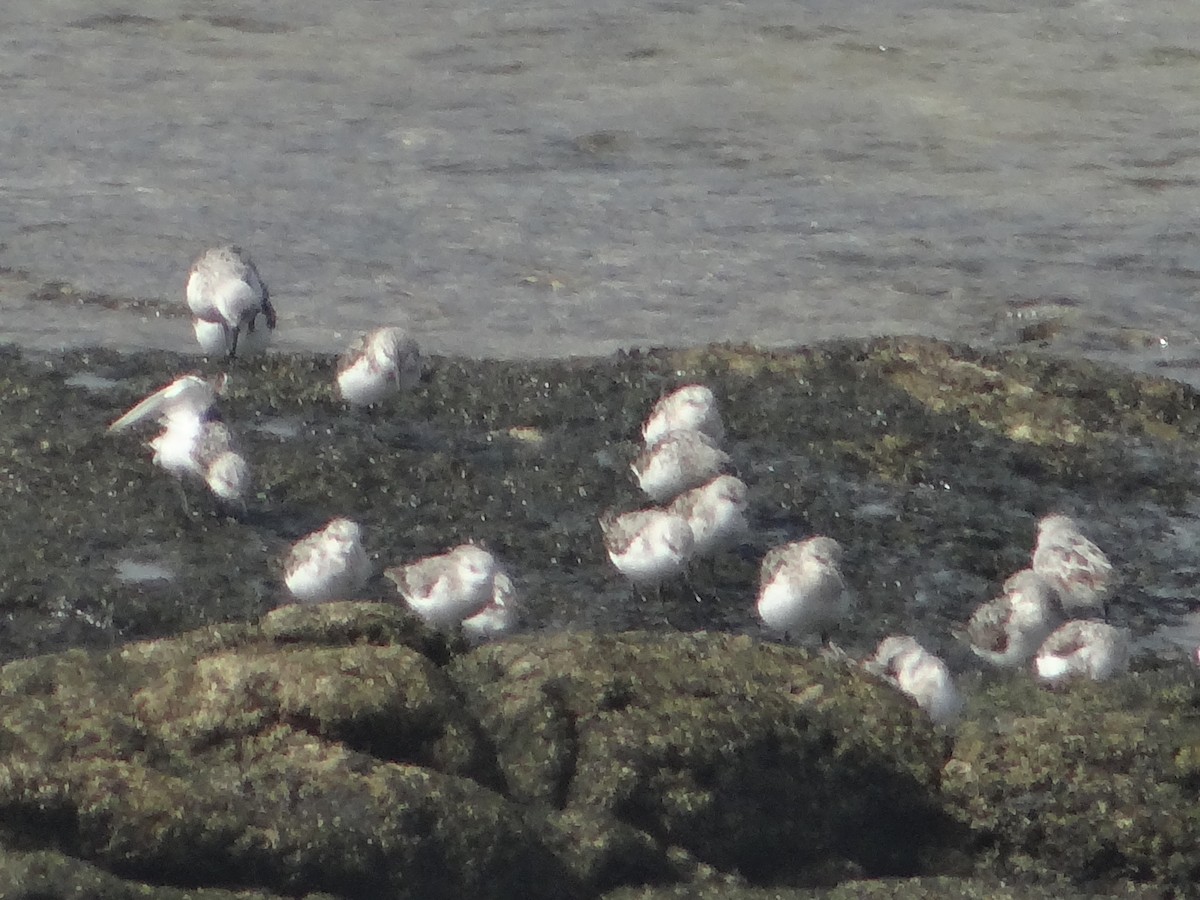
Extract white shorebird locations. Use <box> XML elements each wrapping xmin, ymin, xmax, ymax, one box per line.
<box><xmin>385</xmin><ymin>544</ymin><xmax>500</xmax><ymax>629</ymax></box>
<box><xmin>1031</xmin><ymin>514</ymin><xmax>1115</xmax><ymax>616</ymax></box>
<box><xmin>960</xmin><ymin>569</ymin><xmax>1063</xmax><ymax>669</ymax></box>
<box><xmin>863</xmin><ymin>635</ymin><xmax>963</xmax><ymax>726</ymax></box>
<box><xmin>755</xmin><ymin>536</ymin><xmax>850</xmax><ymax>642</ymax></box>
<box><xmin>600</xmin><ymin>508</ymin><xmax>695</xmax><ymax>589</ymax></box>
<box><xmin>186</xmin><ymin>245</ymin><xmax>276</xmax><ymax>359</ymax></box>
<box><xmin>641</xmin><ymin>384</ymin><xmax>725</xmax><ymax>447</ymax></box>
<box><xmin>283</xmin><ymin>518</ymin><xmax>372</xmax><ymax>604</ymax></box>
<box><xmin>1034</xmin><ymin>619</ymin><xmax>1130</xmax><ymax>684</ymax></box>
<box><xmin>156</xmin><ymin>419</ymin><xmax>250</xmax><ymax>504</ymax></box>
<box><xmin>631</xmin><ymin>429</ymin><xmax>734</xmax><ymax>503</ymax></box>
<box><xmin>108</xmin><ymin>374</ymin><xmax>250</xmax><ymax>505</ymax></box>
<box><xmin>462</xmin><ymin>569</ymin><xmax>518</xmax><ymax>643</ymax></box>
<box><xmin>336</xmin><ymin>326</ymin><xmax>423</xmax><ymax>407</ymax></box>
<box><xmin>667</xmin><ymin>474</ymin><xmax>749</xmax><ymax>558</ymax></box>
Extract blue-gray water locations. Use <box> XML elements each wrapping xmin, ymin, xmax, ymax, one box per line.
<box><xmin>3</xmin><ymin>0</ymin><xmax>1200</xmax><ymax>383</ymax></box>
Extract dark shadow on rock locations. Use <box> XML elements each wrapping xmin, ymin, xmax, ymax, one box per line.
<box><xmin>451</xmin><ymin>631</ymin><xmax>972</xmax><ymax>888</ymax></box>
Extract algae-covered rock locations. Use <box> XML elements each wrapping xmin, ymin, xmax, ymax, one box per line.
<box><xmin>0</xmin><ymin>846</ymin><xmax>319</xmax><ymax>899</ymax></box>
<box><xmin>0</xmin><ymin>604</ymin><xmax>954</xmax><ymax>898</ymax></box>
<box><xmin>0</xmin><ymin>604</ymin><xmax>567</xmax><ymax>899</ymax></box>
<box><xmin>943</xmin><ymin>670</ymin><xmax>1200</xmax><ymax>889</ymax></box>
<box><xmin>451</xmin><ymin>631</ymin><xmax>958</xmax><ymax>883</ymax></box>
<box><xmin>601</xmin><ymin>874</ymin><xmax>1169</xmax><ymax>899</ymax></box>
<box><xmin>1</xmin><ymin>600</ymin><xmax>1200</xmax><ymax>897</ymax></box>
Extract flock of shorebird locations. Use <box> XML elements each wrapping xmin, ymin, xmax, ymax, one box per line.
<box><xmin>104</xmin><ymin>244</ymin><xmax>1133</xmax><ymax>724</ymax></box>
<box><xmin>106</xmin><ymin>244</ymin><xmax>514</xmax><ymax>639</ymax></box>
<box><xmin>867</xmin><ymin>513</ymin><xmax>1129</xmax><ymax>725</ymax></box>
<box><xmin>597</xmin><ymin>380</ymin><xmax>1131</xmax><ymax>726</ymax></box>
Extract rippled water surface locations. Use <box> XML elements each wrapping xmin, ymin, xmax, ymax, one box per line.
<box><xmin>3</xmin><ymin>0</ymin><xmax>1200</xmax><ymax>380</ymax></box>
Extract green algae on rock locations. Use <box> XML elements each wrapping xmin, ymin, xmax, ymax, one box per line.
<box><xmin>0</xmin><ymin>847</ymin><xmax>320</xmax><ymax>900</ymax></box>
<box><xmin>0</xmin><ymin>605</ymin><xmax>959</xmax><ymax>898</ymax></box>
<box><xmin>0</xmin><ymin>605</ymin><xmax>569</xmax><ymax>899</ymax></box>
<box><xmin>3</xmin><ymin>601</ymin><xmax>1200</xmax><ymax>896</ymax></box>
<box><xmin>943</xmin><ymin>669</ymin><xmax>1200</xmax><ymax>888</ymax></box>
<box><xmin>600</xmin><ymin>874</ymin><xmax>1171</xmax><ymax>900</ymax></box>
<box><xmin>450</xmin><ymin>630</ymin><xmax>960</xmax><ymax>883</ymax></box>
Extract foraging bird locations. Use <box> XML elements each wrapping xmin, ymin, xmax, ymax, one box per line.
<box><xmin>108</xmin><ymin>373</ymin><xmax>250</xmax><ymax>506</ymax></box>
<box><xmin>186</xmin><ymin>245</ymin><xmax>276</xmax><ymax>359</ymax></box>
<box><xmin>284</xmin><ymin>518</ymin><xmax>372</xmax><ymax>604</ymax></box>
<box><xmin>600</xmin><ymin>508</ymin><xmax>695</xmax><ymax>589</ymax></box>
<box><xmin>632</xmin><ymin>429</ymin><xmax>734</xmax><ymax>503</ymax></box>
<box><xmin>667</xmin><ymin>474</ymin><xmax>749</xmax><ymax>559</ymax></box>
<box><xmin>1034</xmin><ymin>619</ymin><xmax>1130</xmax><ymax>684</ymax></box>
<box><xmin>641</xmin><ymin>384</ymin><xmax>725</xmax><ymax>447</ymax></box>
<box><xmin>959</xmin><ymin>569</ymin><xmax>1063</xmax><ymax>669</ymax></box>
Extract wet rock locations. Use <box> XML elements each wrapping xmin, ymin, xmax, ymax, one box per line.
<box><xmin>4</xmin><ymin>337</ymin><xmax>1200</xmax><ymax>665</ymax></box>
<box><xmin>3</xmin><ymin>602</ymin><xmax>1195</xmax><ymax>897</ymax></box>
<box><xmin>0</xmin><ymin>606</ymin><xmax>955</xmax><ymax>897</ymax></box>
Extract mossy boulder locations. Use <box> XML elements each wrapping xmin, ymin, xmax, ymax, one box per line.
<box><xmin>0</xmin><ymin>604</ymin><xmax>561</xmax><ymax>899</ymax></box>
<box><xmin>0</xmin><ymin>604</ymin><xmax>962</xmax><ymax>898</ymax></box>
<box><xmin>451</xmin><ymin>630</ymin><xmax>956</xmax><ymax>882</ymax></box>
<box><xmin>4</xmin><ymin>603</ymin><xmax>1198</xmax><ymax>897</ymax></box>
<box><xmin>943</xmin><ymin>671</ymin><xmax>1200</xmax><ymax>888</ymax></box>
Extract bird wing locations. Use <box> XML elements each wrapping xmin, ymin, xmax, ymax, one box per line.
<box><xmin>108</xmin><ymin>375</ymin><xmax>214</xmax><ymax>432</ymax></box>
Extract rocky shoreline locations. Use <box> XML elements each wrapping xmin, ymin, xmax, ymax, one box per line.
<box><xmin>2</xmin><ymin>337</ymin><xmax>1200</xmax><ymax>896</ymax></box>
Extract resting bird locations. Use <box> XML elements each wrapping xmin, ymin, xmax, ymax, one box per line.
<box><xmin>336</xmin><ymin>326</ymin><xmax>423</xmax><ymax>406</ymax></box>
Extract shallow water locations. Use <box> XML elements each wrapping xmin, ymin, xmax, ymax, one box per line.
<box><xmin>3</xmin><ymin>0</ymin><xmax>1200</xmax><ymax>383</ymax></box>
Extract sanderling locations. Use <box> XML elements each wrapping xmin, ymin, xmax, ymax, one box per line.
<box><xmin>667</xmin><ymin>474</ymin><xmax>749</xmax><ymax>558</ymax></box>
<box><xmin>600</xmin><ymin>507</ymin><xmax>695</xmax><ymax>588</ymax></box>
<box><xmin>109</xmin><ymin>374</ymin><xmax>250</xmax><ymax>505</ymax></box>
<box><xmin>960</xmin><ymin>569</ymin><xmax>1063</xmax><ymax>669</ymax></box>
<box><xmin>641</xmin><ymin>384</ymin><xmax>725</xmax><ymax>447</ymax></box>
<box><xmin>186</xmin><ymin>245</ymin><xmax>276</xmax><ymax>359</ymax></box>
<box><xmin>385</xmin><ymin>543</ymin><xmax>499</xmax><ymax>629</ymax></box>
<box><xmin>283</xmin><ymin>517</ymin><xmax>372</xmax><ymax>604</ymax></box>
<box><xmin>1034</xmin><ymin>619</ymin><xmax>1130</xmax><ymax>684</ymax></box>
<box><xmin>336</xmin><ymin>326</ymin><xmax>423</xmax><ymax>407</ymax></box>
<box><xmin>632</xmin><ymin>429</ymin><xmax>734</xmax><ymax>503</ymax></box>
<box><xmin>1031</xmin><ymin>513</ymin><xmax>1115</xmax><ymax>615</ymax></box>
<box><xmin>756</xmin><ymin>536</ymin><xmax>850</xmax><ymax>642</ymax></box>
<box><xmin>159</xmin><ymin>419</ymin><xmax>251</xmax><ymax>504</ymax></box>
<box><xmin>146</xmin><ymin>414</ymin><xmax>250</xmax><ymax>504</ymax></box>
<box><xmin>863</xmin><ymin>635</ymin><xmax>963</xmax><ymax>725</ymax></box>
<box><xmin>462</xmin><ymin>569</ymin><xmax>517</xmax><ymax>643</ymax></box>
